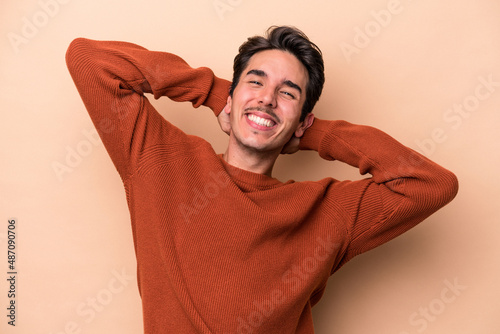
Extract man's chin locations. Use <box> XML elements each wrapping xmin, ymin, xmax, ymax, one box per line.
<box><xmin>229</xmin><ymin>129</ymin><xmax>286</xmax><ymax>154</ymax></box>
<box><xmin>234</xmin><ymin>137</ymin><xmax>281</xmax><ymax>155</ymax></box>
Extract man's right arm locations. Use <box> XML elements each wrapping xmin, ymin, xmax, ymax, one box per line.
<box><xmin>65</xmin><ymin>38</ymin><xmax>230</xmax><ymax>180</ymax></box>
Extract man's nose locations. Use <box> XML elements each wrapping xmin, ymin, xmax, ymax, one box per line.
<box><xmin>258</xmin><ymin>87</ymin><xmax>277</xmax><ymax>108</ymax></box>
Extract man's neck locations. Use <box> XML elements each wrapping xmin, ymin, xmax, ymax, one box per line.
<box><xmin>222</xmin><ymin>142</ymin><xmax>280</xmax><ymax>178</ymax></box>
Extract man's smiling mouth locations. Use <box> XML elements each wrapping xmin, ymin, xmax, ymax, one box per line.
<box><xmin>244</xmin><ymin>107</ymin><xmax>280</xmax><ymax>130</ymax></box>
<box><xmin>247</xmin><ymin>114</ymin><xmax>275</xmax><ymax>127</ymax></box>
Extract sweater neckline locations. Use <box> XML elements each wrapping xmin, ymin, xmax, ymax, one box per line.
<box><xmin>217</xmin><ymin>154</ymin><xmax>287</xmax><ymax>191</ymax></box>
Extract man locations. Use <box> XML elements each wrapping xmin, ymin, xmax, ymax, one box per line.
<box><xmin>66</xmin><ymin>26</ymin><xmax>458</xmax><ymax>333</ymax></box>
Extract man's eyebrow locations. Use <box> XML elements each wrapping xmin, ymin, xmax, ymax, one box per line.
<box><xmin>246</xmin><ymin>69</ymin><xmax>267</xmax><ymax>77</ymax></box>
<box><xmin>283</xmin><ymin>80</ymin><xmax>302</xmax><ymax>94</ymax></box>
<box><xmin>246</xmin><ymin>69</ymin><xmax>303</xmax><ymax>94</ymax></box>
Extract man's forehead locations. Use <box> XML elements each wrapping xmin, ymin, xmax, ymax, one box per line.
<box><xmin>244</xmin><ymin>50</ymin><xmax>308</xmax><ymax>87</ymax></box>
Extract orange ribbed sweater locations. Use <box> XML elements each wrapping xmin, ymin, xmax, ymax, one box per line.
<box><xmin>66</xmin><ymin>38</ymin><xmax>458</xmax><ymax>334</ymax></box>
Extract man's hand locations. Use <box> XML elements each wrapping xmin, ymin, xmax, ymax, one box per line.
<box><xmin>280</xmin><ymin>135</ymin><xmax>300</xmax><ymax>154</ymax></box>
<box><xmin>281</xmin><ymin>113</ymin><xmax>314</xmax><ymax>154</ymax></box>
<box><xmin>218</xmin><ymin>104</ymin><xmax>231</xmax><ymax>135</ymax></box>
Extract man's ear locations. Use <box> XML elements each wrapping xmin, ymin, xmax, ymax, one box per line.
<box><xmin>225</xmin><ymin>95</ymin><xmax>232</xmax><ymax>114</ymax></box>
<box><xmin>294</xmin><ymin>113</ymin><xmax>314</xmax><ymax>138</ymax></box>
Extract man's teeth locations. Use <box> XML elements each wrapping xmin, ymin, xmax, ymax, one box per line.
<box><xmin>248</xmin><ymin>114</ymin><xmax>274</xmax><ymax>127</ymax></box>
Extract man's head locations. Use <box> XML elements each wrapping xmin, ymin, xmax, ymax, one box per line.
<box><xmin>222</xmin><ymin>26</ymin><xmax>325</xmax><ymax>159</ymax></box>
<box><xmin>229</xmin><ymin>26</ymin><xmax>325</xmax><ymax>121</ymax></box>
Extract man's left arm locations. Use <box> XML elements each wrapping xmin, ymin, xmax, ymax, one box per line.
<box><xmin>298</xmin><ymin>118</ymin><xmax>459</xmax><ymax>267</ymax></box>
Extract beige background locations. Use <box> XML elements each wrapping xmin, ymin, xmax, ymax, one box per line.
<box><xmin>1</xmin><ymin>0</ymin><xmax>499</xmax><ymax>333</ymax></box>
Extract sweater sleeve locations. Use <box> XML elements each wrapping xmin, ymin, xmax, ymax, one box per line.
<box><xmin>299</xmin><ymin>118</ymin><xmax>459</xmax><ymax>269</ymax></box>
<box><xmin>65</xmin><ymin>38</ymin><xmax>231</xmax><ymax>180</ymax></box>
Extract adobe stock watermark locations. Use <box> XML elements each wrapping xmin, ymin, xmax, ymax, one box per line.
<box><xmin>339</xmin><ymin>0</ymin><xmax>405</xmax><ymax>63</ymax></box>
<box><xmin>53</xmin><ymin>78</ymin><xmax>141</xmax><ymax>182</ymax></box>
<box><xmin>7</xmin><ymin>0</ymin><xmax>73</xmax><ymax>54</ymax></box>
<box><xmin>213</xmin><ymin>0</ymin><xmax>243</xmax><ymax>21</ymax></box>
<box><xmin>178</xmin><ymin>170</ymin><xmax>237</xmax><ymax>224</ymax></box>
<box><xmin>48</xmin><ymin>268</ymin><xmax>134</xmax><ymax>334</ymax></box>
<box><xmin>236</xmin><ymin>235</ymin><xmax>339</xmax><ymax>333</ymax></box>
<box><xmin>399</xmin><ymin>277</ymin><xmax>467</xmax><ymax>334</ymax></box>
<box><xmin>52</xmin><ymin>127</ymin><xmax>102</xmax><ymax>182</ymax></box>
<box><xmin>414</xmin><ymin>74</ymin><xmax>499</xmax><ymax>157</ymax></box>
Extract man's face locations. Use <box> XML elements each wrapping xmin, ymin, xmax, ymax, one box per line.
<box><xmin>226</xmin><ymin>49</ymin><xmax>311</xmax><ymax>154</ymax></box>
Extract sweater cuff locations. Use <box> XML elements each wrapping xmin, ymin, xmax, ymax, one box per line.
<box><xmin>298</xmin><ymin>118</ymin><xmax>331</xmax><ymax>152</ymax></box>
<box><xmin>204</xmin><ymin>77</ymin><xmax>231</xmax><ymax>116</ymax></box>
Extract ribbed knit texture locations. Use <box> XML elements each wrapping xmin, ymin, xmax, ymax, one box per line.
<box><xmin>66</xmin><ymin>38</ymin><xmax>459</xmax><ymax>334</ymax></box>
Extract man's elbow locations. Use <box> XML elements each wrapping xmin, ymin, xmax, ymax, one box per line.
<box><xmin>66</xmin><ymin>38</ymin><xmax>86</xmax><ymax>66</ymax></box>
<box><xmin>431</xmin><ymin>169</ymin><xmax>459</xmax><ymax>208</ymax></box>
<box><xmin>65</xmin><ymin>38</ymin><xmax>97</xmax><ymax>78</ymax></box>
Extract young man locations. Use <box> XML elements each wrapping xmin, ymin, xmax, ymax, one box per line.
<box><xmin>66</xmin><ymin>26</ymin><xmax>458</xmax><ymax>333</ymax></box>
